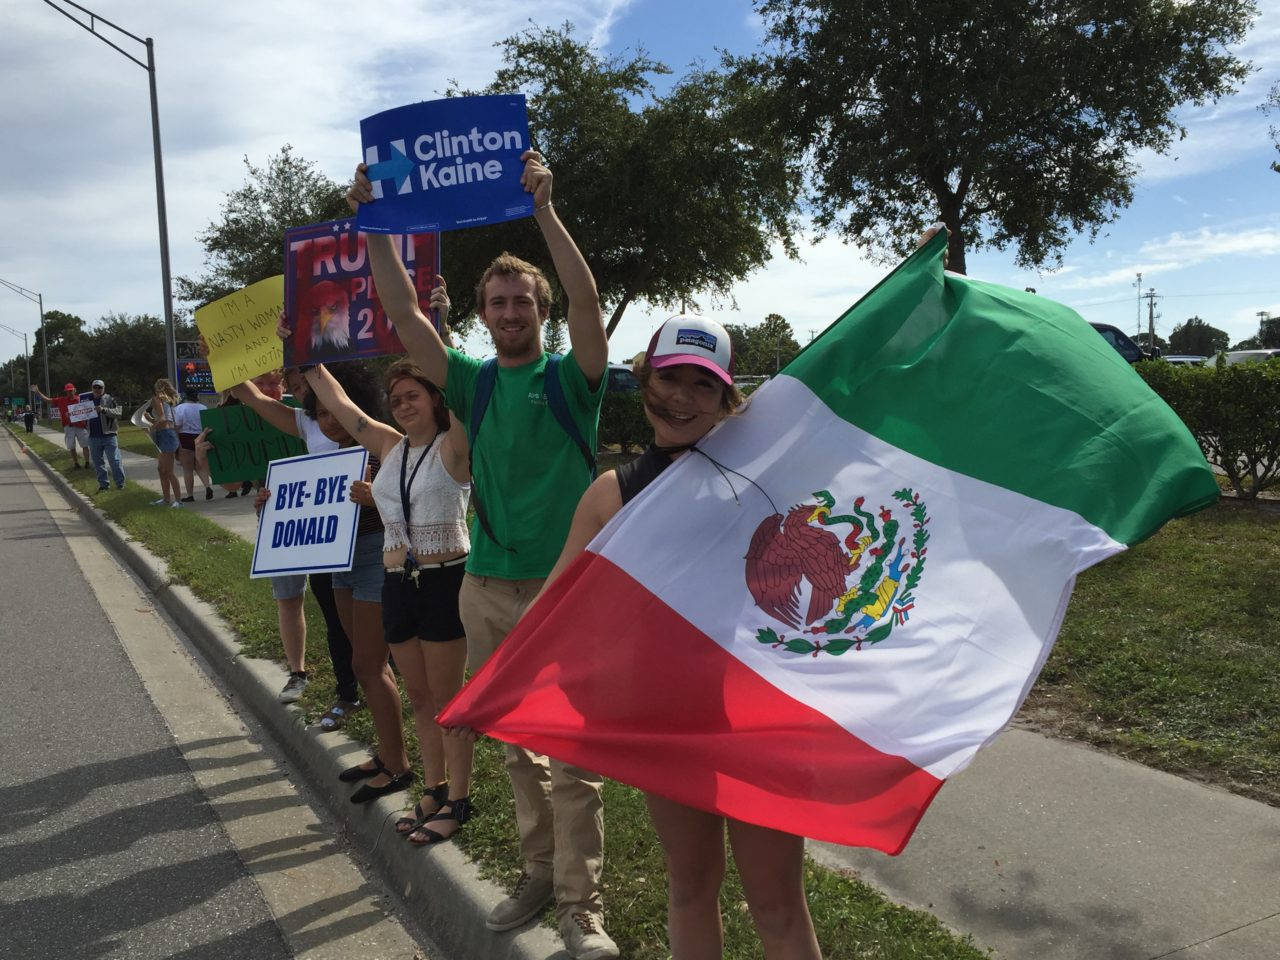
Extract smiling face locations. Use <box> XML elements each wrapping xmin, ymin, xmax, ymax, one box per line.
<box><xmin>387</xmin><ymin>374</ymin><xmax>440</xmax><ymax>440</ymax></box>
<box><xmin>480</xmin><ymin>272</ymin><xmax>545</xmax><ymax>363</ymax></box>
<box><xmin>642</xmin><ymin>363</ymin><xmax>728</xmax><ymax>448</ymax></box>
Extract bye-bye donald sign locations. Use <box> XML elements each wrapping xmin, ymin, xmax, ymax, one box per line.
<box><xmin>357</xmin><ymin>94</ymin><xmax>534</xmax><ymax>234</ymax></box>
<box><xmin>251</xmin><ymin>448</ymin><xmax>369</xmax><ymax>578</ymax></box>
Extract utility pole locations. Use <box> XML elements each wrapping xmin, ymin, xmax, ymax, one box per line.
<box><xmin>1133</xmin><ymin>272</ymin><xmax>1143</xmax><ymax>335</ymax></box>
<box><xmin>1142</xmin><ymin>287</ymin><xmax>1162</xmax><ymax>357</ymax></box>
<box><xmin>1258</xmin><ymin>310</ymin><xmax>1272</xmax><ymax>344</ymax></box>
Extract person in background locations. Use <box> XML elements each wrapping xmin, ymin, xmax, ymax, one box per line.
<box><xmin>21</xmin><ymin>404</ymin><xmax>35</xmax><ymax>433</ymax></box>
<box><xmin>87</xmin><ymin>378</ymin><xmax>125</xmax><ymax>491</ymax></box>
<box><xmin>32</xmin><ymin>382</ymin><xmax>90</xmax><ymax>468</ymax></box>
<box><xmin>243</xmin><ymin>362</ymin><xmax>407</xmax><ymax>794</ymax></box>
<box><xmin>149</xmin><ymin>378</ymin><xmax>182</xmax><ymax>508</ymax></box>
<box><xmin>173</xmin><ymin>387</ymin><xmax>213</xmax><ymax>502</ymax></box>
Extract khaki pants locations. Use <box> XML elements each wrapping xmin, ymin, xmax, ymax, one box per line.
<box><xmin>459</xmin><ymin>573</ymin><xmax>605</xmax><ymax>916</ymax></box>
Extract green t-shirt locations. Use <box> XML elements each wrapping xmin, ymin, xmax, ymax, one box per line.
<box><xmin>445</xmin><ymin>347</ymin><xmax>605</xmax><ymax>579</ymax></box>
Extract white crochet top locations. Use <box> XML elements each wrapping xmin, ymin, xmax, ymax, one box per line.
<box><xmin>371</xmin><ymin>436</ymin><xmax>470</xmax><ymax>556</ymax></box>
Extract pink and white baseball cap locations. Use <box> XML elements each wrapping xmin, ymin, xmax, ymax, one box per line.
<box><xmin>644</xmin><ymin>315</ymin><xmax>734</xmax><ymax>386</ymax></box>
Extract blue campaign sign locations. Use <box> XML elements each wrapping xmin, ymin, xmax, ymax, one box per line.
<box><xmin>357</xmin><ymin>94</ymin><xmax>534</xmax><ymax>234</ymax></box>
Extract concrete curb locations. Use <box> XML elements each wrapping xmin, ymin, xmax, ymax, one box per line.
<box><xmin>10</xmin><ymin>433</ymin><xmax>567</xmax><ymax>960</ymax></box>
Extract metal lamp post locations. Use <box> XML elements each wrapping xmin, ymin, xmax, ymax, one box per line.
<box><xmin>41</xmin><ymin>0</ymin><xmax>177</xmax><ymax>385</ymax></box>
<box><xmin>0</xmin><ymin>322</ymin><xmax>32</xmax><ymax>399</ymax></box>
<box><xmin>0</xmin><ymin>279</ymin><xmax>50</xmax><ymax>396</ymax></box>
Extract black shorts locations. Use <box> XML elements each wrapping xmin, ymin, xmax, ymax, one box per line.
<box><xmin>382</xmin><ymin>559</ymin><xmax>467</xmax><ymax>645</ymax></box>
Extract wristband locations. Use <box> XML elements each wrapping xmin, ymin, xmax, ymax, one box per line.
<box><xmin>535</xmin><ymin>200</ymin><xmax>553</xmax><ymax>212</ymax></box>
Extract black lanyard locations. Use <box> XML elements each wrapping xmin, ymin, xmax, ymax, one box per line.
<box><xmin>399</xmin><ymin>436</ymin><xmax>436</xmax><ymax>552</ymax></box>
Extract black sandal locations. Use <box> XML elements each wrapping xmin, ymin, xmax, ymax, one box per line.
<box><xmin>349</xmin><ymin>768</ymin><xmax>413</xmax><ymax>805</ymax></box>
<box><xmin>395</xmin><ymin>780</ymin><xmax>448</xmax><ymax>835</ymax></box>
<box><xmin>409</xmin><ymin>796</ymin><xmax>472</xmax><ymax>844</ymax></box>
<box><xmin>338</xmin><ymin>755</ymin><xmax>385</xmax><ymax>783</ymax></box>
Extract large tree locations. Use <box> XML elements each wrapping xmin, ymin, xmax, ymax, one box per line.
<box><xmin>1168</xmin><ymin>316</ymin><xmax>1230</xmax><ymax>355</ymax></box>
<box><xmin>177</xmin><ymin>145</ymin><xmax>349</xmax><ymax>310</ymax></box>
<box><xmin>1264</xmin><ymin>82</ymin><xmax>1280</xmax><ymax>173</ymax></box>
<box><xmin>738</xmin><ymin>0</ymin><xmax>1256</xmax><ymax>274</ymax></box>
<box><xmin>445</xmin><ymin>24</ymin><xmax>802</xmax><ymax>338</ymax></box>
<box><xmin>726</xmin><ymin>313</ymin><xmax>801</xmax><ymax>375</ymax></box>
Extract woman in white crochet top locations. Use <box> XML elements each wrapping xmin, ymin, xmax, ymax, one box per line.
<box><xmin>303</xmin><ymin>355</ymin><xmax>475</xmax><ymax>844</ymax></box>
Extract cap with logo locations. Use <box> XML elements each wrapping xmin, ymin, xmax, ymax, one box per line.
<box><xmin>644</xmin><ymin>315</ymin><xmax>734</xmax><ymax>386</ymax></box>
<box><xmin>91</xmin><ymin>379</ymin><xmax>105</xmax><ymax>388</ymax></box>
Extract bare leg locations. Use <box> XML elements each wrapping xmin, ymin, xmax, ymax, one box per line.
<box><xmin>277</xmin><ymin>594</ymin><xmax>306</xmax><ymax>673</ymax></box>
<box><xmin>178</xmin><ymin>447</ymin><xmax>195</xmax><ymax>497</ymax></box>
<box><xmin>388</xmin><ymin>639</ymin><xmax>445</xmax><ymax>786</ymax></box>
<box><xmin>338</xmin><ymin>591</ymin><xmax>407</xmax><ymax>782</ymax></box>
<box><xmin>407</xmin><ymin>635</ymin><xmax>472</xmax><ymax>841</ymax></box>
<box><xmin>727</xmin><ymin>819</ymin><xmax>821</xmax><ymax>960</ymax></box>
<box><xmin>645</xmin><ymin>793</ymin><xmax>727</xmax><ymax>960</ymax></box>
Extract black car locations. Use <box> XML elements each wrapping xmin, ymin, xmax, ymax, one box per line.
<box><xmin>1089</xmin><ymin>323</ymin><xmax>1151</xmax><ymax>364</ymax></box>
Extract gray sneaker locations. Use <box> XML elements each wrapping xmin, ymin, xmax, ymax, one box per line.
<box><xmin>560</xmin><ymin>912</ymin><xmax>619</xmax><ymax>960</ymax></box>
<box><xmin>486</xmin><ymin>871</ymin><xmax>553</xmax><ymax>931</ymax></box>
<box><xmin>279</xmin><ymin>672</ymin><xmax>308</xmax><ymax>704</ymax></box>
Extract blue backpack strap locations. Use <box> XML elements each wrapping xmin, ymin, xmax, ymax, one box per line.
<box><xmin>469</xmin><ymin>358</ymin><xmax>499</xmax><ymax>448</ymax></box>
<box><xmin>543</xmin><ymin>354</ymin><xmax>597</xmax><ymax>478</ymax></box>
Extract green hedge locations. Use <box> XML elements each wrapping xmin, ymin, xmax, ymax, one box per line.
<box><xmin>598</xmin><ymin>390</ymin><xmax>649</xmax><ymax>450</ymax></box>
<box><xmin>1137</xmin><ymin>359</ymin><xmax>1280</xmax><ymax>499</ymax></box>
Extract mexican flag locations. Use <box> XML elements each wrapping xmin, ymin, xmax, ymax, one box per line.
<box><xmin>439</xmin><ymin>232</ymin><xmax>1218</xmax><ymax>854</ymax></box>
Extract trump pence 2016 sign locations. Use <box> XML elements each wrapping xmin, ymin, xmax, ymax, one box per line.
<box><xmin>283</xmin><ymin>219</ymin><xmax>441</xmax><ymax>367</ymax></box>
<box><xmin>357</xmin><ymin>95</ymin><xmax>533</xmax><ymax>234</ymax></box>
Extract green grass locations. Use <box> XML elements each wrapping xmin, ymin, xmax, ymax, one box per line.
<box><xmin>7</xmin><ymin>421</ymin><xmax>988</xmax><ymax>959</ymax></box>
<box><xmin>1022</xmin><ymin>499</ymin><xmax>1280</xmax><ymax>805</ymax></box>
<box><xmin>115</xmin><ymin>423</ymin><xmax>164</xmax><ymax>458</ymax></box>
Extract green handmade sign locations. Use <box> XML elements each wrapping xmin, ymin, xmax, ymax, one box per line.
<box><xmin>199</xmin><ymin>405</ymin><xmax>306</xmax><ymax>484</ymax></box>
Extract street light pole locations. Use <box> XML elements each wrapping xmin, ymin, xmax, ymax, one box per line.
<box><xmin>42</xmin><ymin>0</ymin><xmax>178</xmax><ymax>385</ymax></box>
<box><xmin>0</xmin><ymin>322</ymin><xmax>31</xmax><ymax>398</ymax></box>
<box><xmin>0</xmin><ymin>278</ymin><xmax>50</xmax><ymax>397</ymax></box>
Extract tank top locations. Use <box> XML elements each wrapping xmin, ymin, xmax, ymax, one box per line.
<box><xmin>616</xmin><ymin>446</ymin><xmax>675</xmax><ymax>505</ymax></box>
<box><xmin>371</xmin><ymin>436</ymin><xmax>470</xmax><ymax>556</ymax></box>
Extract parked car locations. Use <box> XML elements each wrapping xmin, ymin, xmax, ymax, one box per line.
<box><xmin>1162</xmin><ymin>355</ymin><xmax>1208</xmax><ymax>366</ymax></box>
<box><xmin>1224</xmin><ymin>349</ymin><xmax>1280</xmax><ymax>366</ymax></box>
<box><xmin>1089</xmin><ymin>323</ymin><xmax>1150</xmax><ymax>364</ymax></box>
<box><xmin>606</xmin><ymin>362</ymin><xmax>639</xmax><ymax>392</ymax></box>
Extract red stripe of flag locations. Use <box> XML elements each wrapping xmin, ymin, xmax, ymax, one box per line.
<box><xmin>439</xmin><ymin>552</ymin><xmax>944</xmax><ymax>854</ymax></box>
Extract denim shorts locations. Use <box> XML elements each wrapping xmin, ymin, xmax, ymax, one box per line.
<box><xmin>331</xmin><ymin>532</ymin><xmax>386</xmax><ymax>603</ymax></box>
<box><xmin>153</xmin><ymin>428</ymin><xmax>180</xmax><ymax>453</ymax></box>
<box><xmin>271</xmin><ymin>573</ymin><xmax>307</xmax><ymax>601</ymax></box>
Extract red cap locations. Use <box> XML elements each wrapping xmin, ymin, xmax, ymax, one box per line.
<box><xmin>64</xmin><ymin>382</ymin><xmax>76</xmax><ymax>392</ymax></box>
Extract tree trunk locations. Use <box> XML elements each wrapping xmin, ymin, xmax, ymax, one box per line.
<box><xmin>942</xmin><ymin>211</ymin><xmax>966</xmax><ymax>275</ymax></box>
<box><xmin>605</xmin><ymin>287</ymin><xmax>638</xmax><ymax>340</ymax></box>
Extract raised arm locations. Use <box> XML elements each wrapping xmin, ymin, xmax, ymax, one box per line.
<box><xmin>230</xmin><ymin>379</ymin><xmax>301</xmax><ymax>437</ymax></box>
<box><xmin>523</xmin><ymin>150</ymin><xmax>607</xmax><ymax>388</ymax></box>
<box><xmin>303</xmin><ymin>364</ymin><xmax>401</xmax><ymax>459</ymax></box>
<box><xmin>31</xmin><ymin>385</ymin><xmax>52</xmax><ymax>403</ymax></box>
<box><xmin>347</xmin><ymin>167</ymin><xmax>451</xmax><ymax>388</ymax></box>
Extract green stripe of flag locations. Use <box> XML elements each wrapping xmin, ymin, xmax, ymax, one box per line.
<box><xmin>783</xmin><ymin>232</ymin><xmax>1218</xmax><ymax>546</ymax></box>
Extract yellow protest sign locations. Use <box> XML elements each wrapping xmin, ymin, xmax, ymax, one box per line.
<box><xmin>195</xmin><ymin>275</ymin><xmax>285</xmax><ymax>391</ymax></box>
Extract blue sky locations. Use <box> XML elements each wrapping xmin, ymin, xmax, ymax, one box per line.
<box><xmin>1</xmin><ymin>0</ymin><xmax>1277</xmax><ymax>368</ymax></box>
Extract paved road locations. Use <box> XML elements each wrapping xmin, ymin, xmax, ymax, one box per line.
<box><xmin>0</xmin><ymin>432</ymin><xmax>431</xmax><ymax>960</ymax></box>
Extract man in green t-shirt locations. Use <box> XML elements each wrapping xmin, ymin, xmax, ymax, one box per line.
<box><xmin>352</xmin><ymin>150</ymin><xmax>616</xmax><ymax>960</ymax></box>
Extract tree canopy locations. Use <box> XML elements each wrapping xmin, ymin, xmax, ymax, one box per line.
<box><xmin>444</xmin><ymin>23</ymin><xmax>802</xmax><ymax>338</ymax></box>
<box><xmin>176</xmin><ymin>145</ymin><xmax>348</xmax><ymax>311</ymax></box>
<box><xmin>737</xmin><ymin>0</ymin><xmax>1256</xmax><ymax>273</ymax></box>
<box><xmin>1264</xmin><ymin>81</ymin><xmax>1280</xmax><ymax>173</ymax></box>
<box><xmin>1168</xmin><ymin>316</ymin><xmax>1230</xmax><ymax>355</ymax></box>
<box><xmin>726</xmin><ymin>313</ymin><xmax>801</xmax><ymax>375</ymax></box>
